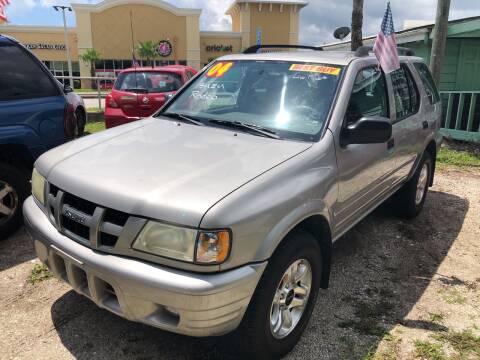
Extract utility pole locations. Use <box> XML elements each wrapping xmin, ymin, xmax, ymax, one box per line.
<box><xmin>351</xmin><ymin>0</ymin><xmax>364</xmax><ymax>51</ymax></box>
<box><xmin>430</xmin><ymin>0</ymin><xmax>451</xmax><ymax>86</ymax></box>
<box><xmin>53</xmin><ymin>5</ymin><xmax>74</xmax><ymax>88</ymax></box>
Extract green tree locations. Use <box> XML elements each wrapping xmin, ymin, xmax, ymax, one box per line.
<box><xmin>136</xmin><ymin>40</ymin><xmax>158</xmax><ymax>67</ymax></box>
<box><xmin>79</xmin><ymin>48</ymin><xmax>102</xmax><ymax>88</ymax></box>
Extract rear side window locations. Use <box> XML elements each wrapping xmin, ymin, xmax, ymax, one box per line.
<box><xmin>390</xmin><ymin>65</ymin><xmax>420</xmax><ymax>120</ymax></box>
<box><xmin>114</xmin><ymin>71</ymin><xmax>182</xmax><ymax>93</ymax></box>
<box><xmin>0</xmin><ymin>42</ymin><xmax>59</xmax><ymax>101</ymax></box>
<box><xmin>346</xmin><ymin>67</ymin><xmax>389</xmax><ymax>124</ymax></box>
<box><xmin>414</xmin><ymin>62</ymin><xmax>440</xmax><ymax>104</ymax></box>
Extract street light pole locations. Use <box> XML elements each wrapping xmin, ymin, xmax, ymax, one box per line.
<box><xmin>53</xmin><ymin>5</ymin><xmax>74</xmax><ymax>88</ymax></box>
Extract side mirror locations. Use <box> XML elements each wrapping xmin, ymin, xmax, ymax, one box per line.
<box><xmin>63</xmin><ymin>84</ymin><xmax>74</xmax><ymax>94</ymax></box>
<box><xmin>342</xmin><ymin>116</ymin><xmax>392</xmax><ymax>146</ymax></box>
<box><xmin>165</xmin><ymin>93</ymin><xmax>175</xmax><ymax>102</ymax></box>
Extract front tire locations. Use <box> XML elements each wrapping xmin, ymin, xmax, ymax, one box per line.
<box><xmin>0</xmin><ymin>162</ymin><xmax>29</xmax><ymax>240</ymax></box>
<box><xmin>393</xmin><ymin>152</ymin><xmax>432</xmax><ymax>219</ymax></box>
<box><xmin>236</xmin><ymin>229</ymin><xmax>322</xmax><ymax>359</ymax></box>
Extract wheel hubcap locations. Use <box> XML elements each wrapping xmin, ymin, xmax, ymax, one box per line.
<box><xmin>0</xmin><ymin>180</ymin><xmax>18</xmax><ymax>225</ymax></box>
<box><xmin>270</xmin><ymin>259</ymin><xmax>312</xmax><ymax>339</ymax></box>
<box><xmin>415</xmin><ymin>163</ymin><xmax>429</xmax><ymax>205</ymax></box>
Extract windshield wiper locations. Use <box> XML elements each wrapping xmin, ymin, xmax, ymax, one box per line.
<box><xmin>161</xmin><ymin>112</ymin><xmax>205</xmax><ymax>126</ymax></box>
<box><xmin>208</xmin><ymin>119</ymin><xmax>280</xmax><ymax>139</ymax></box>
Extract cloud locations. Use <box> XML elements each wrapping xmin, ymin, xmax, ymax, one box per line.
<box><xmin>299</xmin><ymin>0</ymin><xmax>480</xmax><ymax>45</ymax></box>
<box><xmin>4</xmin><ymin>0</ymin><xmax>480</xmax><ymax>43</ymax></box>
<box><xmin>167</xmin><ymin>0</ymin><xmax>231</xmax><ymax>31</ymax></box>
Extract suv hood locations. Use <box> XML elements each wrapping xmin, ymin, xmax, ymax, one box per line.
<box><xmin>39</xmin><ymin>118</ymin><xmax>311</xmax><ymax>226</ymax></box>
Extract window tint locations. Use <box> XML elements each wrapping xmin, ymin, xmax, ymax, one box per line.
<box><xmin>114</xmin><ymin>71</ymin><xmax>182</xmax><ymax>93</ymax></box>
<box><xmin>346</xmin><ymin>67</ymin><xmax>389</xmax><ymax>124</ymax></box>
<box><xmin>414</xmin><ymin>62</ymin><xmax>440</xmax><ymax>104</ymax></box>
<box><xmin>0</xmin><ymin>43</ymin><xmax>59</xmax><ymax>101</ymax></box>
<box><xmin>390</xmin><ymin>65</ymin><xmax>420</xmax><ymax>120</ymax></box>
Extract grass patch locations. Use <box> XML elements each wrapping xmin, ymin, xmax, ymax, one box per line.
<box><xmin>27</xmin><ymin>264</ymin><xmax>52</xmax><ymax>284</ymax></box>
<box><xmin>87</xmin><ymin>107</ymin><xmax>104</xmax><ymax>113</ymax></box>
<box><xmin>414</xmin><ymin>340</ymin><xmax>445</xmax><ymax>360</ymax></box>
<box><xmin>434</xmin><ymin>329</ymin><xmax>480</xmax><ymax>358</ymax></box>
<box><xmin>360</xmin><ymin>334</ymin><xmax>399</xmax><ymax>360</ymax></box>
<box><xmin>439</xmin><ymin>288</ymin><xmax>466</xmax><ymax>305</ymax></box>
<box><xmin>437</xmin><ymin>147</ymin><xmax>480</xmax><ymax>168</ymax></box>
<box><xmin>85</xmin><ymin>122</ymin><xmax>106</xmax><ymax>134</ymax></box>
<box><xmin>75</xmin><ymin>88</ymin><xmax>108</xmax><ymax>93</ymax></box>
<box><xmin>428</xmin><ymin>312</ymin><xmax>445</xmax><ymax>323</ymax></box>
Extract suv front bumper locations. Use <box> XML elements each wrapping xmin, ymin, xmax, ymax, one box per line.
<box><xmin>23</xmin><ymin>196</ymin><xmax>266</xmax><ymax>337</ymax></box>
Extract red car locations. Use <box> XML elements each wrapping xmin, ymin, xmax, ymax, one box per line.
<box><xmin>105</xmin><ymin>65</ymin><xmax>197</xmax><ymax>128</ymax></box>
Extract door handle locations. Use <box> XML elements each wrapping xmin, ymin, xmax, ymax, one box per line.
<box><xmin>387</xmin><ymin>138</ymin><xmax>394</xmax><ymax>149</ymax></box>
<box><xmin>422</xmin><ymin>121</ymin><xmax>429</xmax><ymax>129</ymax></box>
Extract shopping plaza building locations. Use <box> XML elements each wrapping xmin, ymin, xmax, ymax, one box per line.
<box><xmin>0</xmin><ymin>0</ymin><xmax>307</xmax><ymax>86</ymax></box>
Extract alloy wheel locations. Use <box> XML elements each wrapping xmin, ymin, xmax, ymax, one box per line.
<box><xmin>270</xmin><ymin>259</ymin><xmax>312</xmax><ymax>339</ymax></box>
<box><xmin>0</xmin><ymin>180</ymin><xmax>18</xmax><ymax>226</ymax></box>
<box><xmin>415</xmin><ymin>163</ymin><xmax>429</xmax><ymax>205</ymax></box>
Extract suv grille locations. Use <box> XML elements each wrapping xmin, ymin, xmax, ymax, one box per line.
<box><xmin>46</xmin><ymin>183</ymin><xmax>130</xmax><ymax>249</ymax></box>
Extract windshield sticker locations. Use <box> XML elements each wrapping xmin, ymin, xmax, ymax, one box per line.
<box><xmin>289</xmin><ymin>64</ymin><xmax>341</xmax><ymax>76</ymax></box>
<box><xmin>206</xmin><ymin>62</ymin><xmax>234</xmax><ymax>78</ymax></box>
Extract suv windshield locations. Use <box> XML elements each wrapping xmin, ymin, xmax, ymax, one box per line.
<box><xmin>115</xmin><ymin>71</ymin><xmax>182</xmax><ymax>93</ymax></box>
<box><xmin>161</xmin><ymin>60</ymin><xmax>343</xmax><ymax>141</ymax></box>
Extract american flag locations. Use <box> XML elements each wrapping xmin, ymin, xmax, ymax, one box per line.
<box><xmin>373</xmin><ymin>2</ymin><xmax>400</xmax><ymax>74</ymax></box>
<box><xmin>0</xmin><ymin>0</ymin><xmax>10</xmax><ymax>22</ymax></box>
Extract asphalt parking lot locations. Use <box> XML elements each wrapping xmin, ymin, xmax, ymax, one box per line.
<box><xmin>1</xmin><ymin>167</ymin><xmax>479</xmax><ymax>360</ymax></box>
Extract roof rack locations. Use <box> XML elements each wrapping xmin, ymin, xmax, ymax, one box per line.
<box><xmin>354</xmin><ymin>45</ymin><xmax>416</xmax><ymax>57</ymax></box>
<box><xmin>243</xmin><ymin>44</ymin><xmax>324</xmax><ymax>54</ymax></box>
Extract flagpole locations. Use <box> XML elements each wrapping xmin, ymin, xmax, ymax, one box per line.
<box><xmin>130</xmin><ymin>11</ymin><xmax>136</xmax><ymax>67</ymax></box>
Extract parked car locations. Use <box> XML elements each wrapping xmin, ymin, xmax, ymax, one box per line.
<box><xmin>58</xmin><ymin>80</ymin><xmax>87</xmax><ymax>137</ymax></box>
<box><xmin>104</xmin><ymin>65</ymin><xmax>197</xmax><ymax>128</ymax></box>
<box><xmin>99</xmin><ymin>79</ymin><xmax>114</xmax><ymax>90</ymax></box>
<box><xmin>0</xmin><ymin>34</ymin><xmax>85</xmax><ymax>239</ymax></box>
<box><xmin>24</xmin><ymin>46</ymin><xmax>442</xmax><ymax>358</ymax></box>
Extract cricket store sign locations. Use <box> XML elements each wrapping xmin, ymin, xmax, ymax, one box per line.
<box><xmin>205</xmin><ymin>44</ymin><xmax>233</xmax><ymax>53</ymax></box>
<box><xmin>24</xmin><ymin>43</ymin><xmax>66</xmax><ymax>51</ymax></box>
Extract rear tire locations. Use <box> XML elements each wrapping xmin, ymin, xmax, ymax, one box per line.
<box><xmin>0</xmin><ymin>162</ymin><xmax>29</xmax><ymax>240</ymax></box>
<box><xmin>75</xmin><ymin>108</ymin><xmax>86</xmax><ymax>137</ymax></box>
<box><xmin>393</xmin><ymin>152</ymin><xmax>432</xmax><ymax>219</ymax></box>
<box><xmin>235</xmin><ymin>229</ymin><xmax>322</xmax><ymax>359</ymax></box>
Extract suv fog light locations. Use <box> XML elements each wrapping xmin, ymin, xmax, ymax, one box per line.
<box><xmin>195</xmin><ymin>230</ymin><xmax>231</xmax><ymax>264</ymax></box>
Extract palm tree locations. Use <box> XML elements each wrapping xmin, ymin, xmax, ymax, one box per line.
<box><xmin>136</xmin><ymin>40</ymin><xmax>158</xmax><ymax>67</ymax></box>
<box><xmin>351</xmin><ymin>0</ymin><xmax>364</xmax><ymax>51</ymax></box>
<box><xmin>79</xmin><ymin>48</ymin><xmax>102</xmax><ymax>88</ymax></box>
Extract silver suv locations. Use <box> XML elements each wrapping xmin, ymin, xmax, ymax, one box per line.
<box><xmin>24</xmin><ymin>46</ymin><xmax>442</xmax><ymax>358</ymax></box>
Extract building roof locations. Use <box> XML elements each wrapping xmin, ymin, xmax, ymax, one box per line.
<box><xmin>71</xmin><ymin>0</ymin><xmax>202</xmax><ymax>16</ymax></box>
<box><xmin>323</xmin><ymin>15</ymin><xmax>480</xmax><ymax>49</ymax></box>
<box><xmin>226</xmin><ymin>0</ymin><xmax>308</xmax><ymax>15</ymax></box>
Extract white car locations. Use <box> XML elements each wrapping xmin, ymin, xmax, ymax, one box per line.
<box><xmin>56</xmin><ymin>80</ymin><xmax>87</xmax><ymax>136</ymax></box>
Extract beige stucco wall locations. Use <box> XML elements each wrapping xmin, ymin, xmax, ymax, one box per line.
<box><xmin>0</xmin><ymin>29</ymin><xmax>78</xmax><ymax>61</ymax></box>
<box><xmin>249</xmin><ymin>4</ymin><xmax>291</xmax><ymax>46</ymax></box>
<box><xmin>231</xmin><ymin>12</ymin><xmax>240</xmax><ymax>32</ymax></box>
<box><xmin>186</xmin><ymin>15</ymin><xmax>201</xmax><ymax>69</ymax></box>
<box><xmin>89</xmin><ymin>5</ymin><xmax>188</xmax><ymax>62</ymax></box>
<box><xmin>200</xmin><ymin>35</ymin><xmax>242</xmax><ymax>65</ymax></box>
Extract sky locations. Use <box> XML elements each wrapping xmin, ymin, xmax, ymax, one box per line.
<box><xmin>4</xmin><ymin>0</ymin><xmax>480</xmax><ymax>45</ymax></box>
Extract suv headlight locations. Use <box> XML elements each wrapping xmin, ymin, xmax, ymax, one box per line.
<box><xmin>31</xmin><ymin>168</ymin><xmax>46</xmax><ymax>206</ymax></box>
<box><xmin>133</xmin><ymin>221</ymin><xmax>231</xmax><ymax>264</ymax></box>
